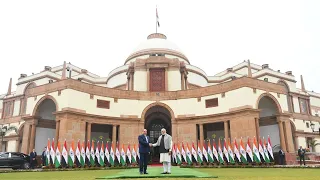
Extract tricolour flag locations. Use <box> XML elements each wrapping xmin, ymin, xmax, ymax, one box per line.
<box><xmin>46</xmin><ymin>139</ymin><xmax>50</xmax><ymax>166</ymax></box>
<box><xmin>202</xmin><ymin>141</ymin><xmax>208</xmax><ymax>163</ymax></box>
<box><xmin>100</xmin><ymin>141</ymin><xmax>105</xmax><ymax>166</ymax></box>
<box><xmin>267</xmin><ymin>136</ymin><xmax>274</xmax><ymax>160</ymax></box>
<box><xmin>197</xmin><ymin>142</ymin><xmax>203</xmax><ymax>163</ymax></box>
<box><xmin>115</xmin><ymin>142</ymin><xmax>121</xmax><ymax>163</ymax></box>
<box><xmin>86</xmin><ymin>141</ymin><xmax>90</xmax><ymax>165</ymax></box>
<box><xmin>80</xmin><ymin>141</ymin><xmax>86</xmax><ymax>167</ymax></box>
<box><xmin>185</xmin><ymin>143</ymin><xmax>192</xmax><ymax>164</ymax></box>
<box><xmin>75</xmin><ymin>140</ymin><xmax>81</xmax><ymax>165</ymax></box>
<box><xmin>233</xmin><ymin>138</ymin><xmax>241</xmax><ymax>162</ymax></box>
<box><xmin>181</xmin><ymin>142</ymin><xmax>187</xmax><ymax>163</ymax></box>
<box><xmin>68</xmin><ymin>140</ymin><xmax>75</xmax><ymax>167</ymax></box>
<box><xmin>191</xmin><ymin>142</ymin><xmax>198</xmax><ymax>162</ymax></box>
<box><xmin>126</xmin><ymin>144</ymin><xmax>132</xmax><ymax>164</ymax></box>
<box><xmin>172</xmin><ymin>143</ymin><xmax>176</xmax><ymax>163</ymax></box>
<box><xmin>217</xmin><ymin>139</ymin><xmax>224</xmax><ymax>164</ymax></box>
<box><xmin>55</xmin><ymin>141</ymin><xmax>61</xmax><ymax>168</ymax></box>
<box><xmin>258</xmin><ymin>138</ymin><xmax>265</xmax><ymax>162</ymax></box>
<box><xmin>263</xmin><ymin>137</ymin><xmax>270</xmax><ymax>163</ymax></box>
<box><xmin>90</xmin><ymin>140</ymin><xmax>95</xmax><ymax>166</ymax></box>
<box><xmin>246</xmin><ymin>138</ymin><xmax>254</xmax><ymax>162</ymax></box>
<box><xmin>131</xmin><ymin>144</ymin><xmax>137</xmax><ymax>164</ymax></box>
<box><xmin>239</xmin><ymin>138</ymin><xmax>247</xmax><ymax>163</ymax></box>
<box><xmin>95</xmin><ymin>141</ymin><xmax>100</xmax><ymax>164</ymax></box>
<box><xmin>223</xmin><ymin>139</ymin><xmax>229</xmax><ymax>163</ymax></box>
<box><xmin>105</xmin><ymin>142</ymin><xmax>110</xmax><ymax>163</ymax></box>
<box><xmin>109</xmin><ymin>142</ymin><xmax>115</xmax><ymax>166</ymax></box>
<box><xmin>120</xmin><ymin>144</ymin><xmax>126</xmax><ymax>166</ymax></box>
<box><xmin>50</xmin><ymin>138</ymin><xmax>55</xmax><ymax>165</ymax></box>
<box><xmin>137</xmin><ymin>146</ymin><xmax>140</xmax><ymax>160</ymax></box>
<box><xmin>212</xmin><ymin>140</ymin><xmax>219</xmax><ymax>162</ymax></box>
<box><xmin>176</xmin><ymin>143</ymin><xmax>182</xmax><ymax>165</ymax></box>
<box><xmin>62</xmin><ymin>139</ymin><xmax>68</xmax><ymax>165</ymax></box>
<box><xmin>227</xmin><ymin>139</ymin><xmax>235</xmax><ymax>164</ymax></box>
<box><xmin>252</xmin><ymin>137</ymin><xmax>261</xmax><ymax>163</ymax></box>
<box><xmin>207</xmin><ymin>140</ymin><xmax>214</xmax><ymax>163</ymax></box>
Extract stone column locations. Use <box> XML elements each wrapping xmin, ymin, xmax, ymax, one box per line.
<box><xmin>199</xmin><ymin>123</ymin><xmax>204</xmax><ymax>147</ymax></box>
<box><xmin>165</xmin><ymin>68</ymin><xmax>168</xmax><ymax>91</ymax></box>
<box><xmin>28</xmin><ymin>124</ymin><xmax>36</xmax><ymax>153</ymax></box>
<box><xmin>284</xmin><ymin>120</ymin><xmax>295</xmax><ymax>153</ymax></box>
<box><xmin>16</xmin><ymin>140</ymin><xmax>20</xmax><ymax>152</ymax></box>
<box><xmin>278</xmin><ymin>120</ymin><xmax>287</xmax><ymax>152</ymax></box>
<box><xmin>181</xmin><ymin>72</ymin><xmax>185</xmax><ymax>90</ymax></box>
<box><xmin>55</xmin><ymin>120</ymin><xmax>60</xmax><ymax>146</ymax></box>
<box><xmin>21</xmin><ymin>124</ymin><xmax>31</xmax><ymax>154</ymax></box>
<box><xmin>112</xmin><ymin>125</ymin><xmax>117</xmax><ymax>144</ymax></box>
<box><xmin>224</xmin><ymin>121</ymin><xmax>229</xmax><ymax>140</ymax></box>
<box><xmin>171</xmin><ymin>122</ymin><xmax>178</xmax><ymax>143</ymax></box>
<box><xmin>86</xmin><ymin>122</ymin><xmax>92</xmax><ymax>142</ymax></box>
<box><xmin>147</xmin><ymin>69</ymin><xmax>150</xmax><ymax>91</ymax></box>
<box><xmin>255</xmin><ymin>118</ymin><xmax>260</xmax><ymax>140</ymax></box>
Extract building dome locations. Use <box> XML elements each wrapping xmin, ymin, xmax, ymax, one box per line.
<box><xmin>125</xmin><ymin>33</ymin><xmax>189</xmax><ymax>64</ymax></box>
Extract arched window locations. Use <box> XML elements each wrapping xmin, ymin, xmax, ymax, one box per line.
<box><xmin>20</xmin><ymin>83</ymin><xmax>36</xmax><ymax>115</ymax></box>
<box><xmin>278</xmin><ymin>81</ymin><xmax>294</xmax><ymax>113</ymax></box>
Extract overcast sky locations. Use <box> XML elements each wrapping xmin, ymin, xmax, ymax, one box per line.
<box><xmin>0</xmin><ymin>0</ymin><xmax>319</xmax><ymax>94</ymax></box>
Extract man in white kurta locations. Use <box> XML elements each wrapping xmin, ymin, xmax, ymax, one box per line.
<box><xmin>151</xmin><ymin>128</ymin><xmax>173</xmax><ymax>174</ymax></box>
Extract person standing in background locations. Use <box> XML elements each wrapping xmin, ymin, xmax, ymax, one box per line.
<box><xmin>298</xmin><ymin>146</ymin><xmax>306</xmax><ymax>166</ymax></box>
<box><xmin>138</xmin><ymin>129</ymin><xmax>150</xmax><ymax>175</ymax></box>
<box><xmin>30</xmin><ymin>149</ymin><xmax>37</xmax><ymax>169</ymax></box>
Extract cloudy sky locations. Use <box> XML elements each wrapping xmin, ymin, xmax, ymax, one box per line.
<box><xmin>0</xmin><ymin>0</ymin><xmax>319</xmax><ymax>94</ymax></box>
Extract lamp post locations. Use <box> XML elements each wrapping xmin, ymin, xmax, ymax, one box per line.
<box><xmin>310</xmin><ymin>123</ymin><xmax>320</xmax><ymax>135</ymax></box>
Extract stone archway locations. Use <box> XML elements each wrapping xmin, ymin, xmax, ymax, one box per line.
<box><xmin>32</xmin><ymin>96</ymin><xmax>58</xmax><ymax>154</ymax></box>
<box><xmin>143</xmin><ymin>104</ymin><xmax>173</xmax><ymax>163</ymax></box>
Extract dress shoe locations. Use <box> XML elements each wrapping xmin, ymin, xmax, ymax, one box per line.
<box><xmin>161</xmin><ymin>172</ymin><xmax>167</xmax><ymax>174</ymax></box>
<box><xmin>167</xmin><ymin>172</ymin><xmax>171</xmax><ymax>174</ymax></box>
<box><xmin>144</xmin><ymin>172</ymin><xmax>149</xmax><ymax>174</ymax></box>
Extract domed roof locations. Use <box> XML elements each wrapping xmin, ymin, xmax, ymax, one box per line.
<box><xmin>125</xmin><ymin>33</ymin><xmax>189</xmax><ymax>64</ymax></box>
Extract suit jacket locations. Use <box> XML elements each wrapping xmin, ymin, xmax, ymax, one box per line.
<box><xmin>279</xmin><ymin>150</ymin><xmax>285</xmax><ymax>156</ymax></box>
<box><xmin>138</xmin><ymin>134</ymin><xmax>150</xmax><ymax>153</ymax></box>
<box><xmin>298</xmin><ymin>148</ymin><xmax>305</xmax><ymax>157</ymax></box>
<box><xmin>152</xmin><ymin>134</ymin><xmax>172</xmax><ymax>151</ymax></box>
<box><xmin>30</xmin><ymin>152</ymin><xmax>37</xmax><ymax>161</ymax></box>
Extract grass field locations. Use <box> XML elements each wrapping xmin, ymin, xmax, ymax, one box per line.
<box><xmin>0</xmin><ymin>168</ymin><xmax>319</xmax><ymax>180</ymax></box>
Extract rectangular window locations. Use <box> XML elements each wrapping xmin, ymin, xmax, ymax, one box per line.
<box><xmin>149</xmin><ymin>68</ymin><xmax>165</xmax><ymax>92</ymax></box>
<box><xmin>96</xmin><ymin>99</ymin><xmax>110</xmax><ymax>109</ymax></box>
<box><xmin>3</xmin><ymin>101</ymin><xmax>13</xmax><ymax>118</ymax></box>
<box><xmin>299</xmin><ymin>98</ymin><xmax>309</xmax><ymax>114</ymax></box>
<box><xmin>306</xmin><ymin>122</ymin><xmax>309</xmax><ymax>128</ymax></box>
<box><xmin>205</xmin><ymin>98</ymin><xmax>218</xmax><ymax>108</ymax></box>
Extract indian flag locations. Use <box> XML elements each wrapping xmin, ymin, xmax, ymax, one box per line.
<box><xmin>258</xmin><ymin>138</ymin><xmax>265</xmax><ymax>162</ymax></box>
<box><xmin>109</xmin><ymin>142</ymin><xmax>115</xmax><ymax>166</ymax></box>
<box><xmin>212</xmin><ymin>140</ymin><xmax>219</xmax><ymax>162</ymax></box>
<box><xmin>267</xmin><ymin>136</ymin><xmax>274</xmax><ymax>160</ymax></box>
<box><xmin>95</xmin><ymin>141</ymin><xmax>100</xmax><ymax>165</ymax></box>
<box><xmin>191</xmin><ymin>142</ymin><xmax>198</xmax><ymax>162</ymax></box>
<box><xmin>68</xmin><ymin>140</ymin><xmax>75</xmax><ymax>167</ymax></box>
<box><xmin>55</xmin><ymin>141</ymin><xmax>61</xmax><ymax>168</ymax></box>
<box><xmin>176</xmin><ymin>143</ymin><xmax>182</xmax><ymax>165</ymax></box>
<box><xmin>263</xmin><ymin>137</ymin><xmax>270</xmax><ymax>163</ymax></box>
<box><xmin>126</xmin><ymin>144</ymin><xmax>132</xmax><ymax>164</ymax></box>
<box><xmin>197</xmin><ymin>142</ymin><xmax>203</xmax><ymax>163</ymax></box>
<box><xmin>239</xmin><ymin>138</ymin><xmax>247</xmax><ymax>163</ymax></box>
<box><xmin>105</xmin><ymin>142</ymin><xmax>110</xmax><ymax>163</ymax></box>
<box><xmin>246</xmin><ymin>138</ymin><xmax>254</xmax><ymax>162</ymax></box>
<box><xmin>120</xmin><ymin>144</ymin><xmax>126</xmax><ymax>166</ymax></box>
<box><xmin>115</xmin><ymin>143</ymin><xmax>121</xmax><ymax>163</ymax></box>
<box><xmin>172</xmin><ymin>143</ymin><xmax>176</xmax><ymax>163</ymax></box>
<box><xmin>227</xmin><ymin>139</ymin><xmax>235</xmax><ymax>164</ymax></box>
<box><xmin>131</xmin><ymin>144</ymin><xmax>137</xmax><ymax>164</ymax></box>
<box><xmin>207</xmin><ymin>140</ymin><xmax>214</xmax><ymax>163</ymax></box>
<box><xmin>85</xmin><ymin>141</ymin><xmax>90</xmax><ymax>165</ymax></box>
<box><xmin>62</xmin><ymin>140</ymin><xmax>68</xmax><ymax>165</ymax></box>
<box><xmin>223</xmin><ymin>139</ymin><xmax>229</xmax><ymax>163</ymax></box>
<box><xmin>202</xmin><ymin>141</ymin><xmax>208</xmax><ymax>163</ymax></box>
<box><xmin>252</xmin><ymin>137</ymin><xmax>261</xmax><ymax>163</ymax></box>
<box><xmin>100</xmin><ymin>141</ymin><xmax>105</xmax><ymax>166</ymax></box>
<box><xmin>233</xmin><ymin>138</ymin><xmax>241</xmax><ymax>162</ymax></box>
<box><xmin>181</xmin><ymin>142</ymin><xmax>187</xmax><ymax>163</ymax></box>
<box><xmin>137</xmin><ymin>146</ymin><xmax>140</xmax><ymax>160</ymax></box>
<box><xmin>90</xmin><ymin>140</ymin><xmax>95</xmax><ymax>166</ymax></box>
<box><xmin>217</xmin><ymin>139</ymin><xmax>224</xmax><ymax>164</ymax></box>
<box><xmin>46</xmin><ymin>139</ymin><xmax>50</xmax><ymax>166</ymax></box>
<box><xmin>50</xmin><ymin>138</ymin><xmax>55</xmax><ymax>165</ymax></box>
<box><xmin>185</xmin><ymin>143</ymin><xmax>192</xmax><ymax>164</ymax></box>
<box><xmin>75</xmin><ymin>140</ymin><xmax>81</xmax><ymax>165</ymax></box>
<box><xmin>80</xmin><ymin>141</ymin><xmax>86</xmax><ymax>167</ymax></box>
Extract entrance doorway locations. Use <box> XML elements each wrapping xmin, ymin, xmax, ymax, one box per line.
<box><xmin>144</xmin><ymin>105</ymin><xmax>172</xmax><ymax>164</ymax></box>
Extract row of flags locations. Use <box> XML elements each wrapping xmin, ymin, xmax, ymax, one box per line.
<box><xmin>171</xmin><ymin>136</ymin><xmax>274</xmax><ymax>165</ymax></box>
<box><xmin>46</xmin><ymin>139</ymin><xmax>139</xmax><ymax>168</ymax></box>
<box><xmin>45</xmin><ymin>136</ymin><xmax>274</xmax><ymax>168</ymax></box>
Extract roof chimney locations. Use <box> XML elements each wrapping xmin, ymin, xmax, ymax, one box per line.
<box><xmin>300</xmin><ymin>75</ymin><xmax>306</xmax><ymax>92</ymax></box>
<box><xmin>81</xmin><ymin>69</ymin><xmax>88</xmax><ymax>74</ymax></box>
<box><xmin>44</xmin><ymin>66</ymin><xmax>52</xmax><ymax>71</ymax></box>
<box><xmin>262</xmin><ymin>64</ymin><xmax>269</xmax><ymax>69</ymax></box>
<box><xmin>19</xmin><ymin>74</ymin><xmax>27</xmax><ymax>79</ymax></box>
<box><xmin>227</xmin><ymin>68</ymin><xmax>233</xmax><ymax>72</ymax></box>
<box><xmin>7</xmin><ymin>78</ymin><xmax>12</xmax><ymax>95</ymax></box>
<box><xmin>61</xmin><ymin>61</ymin><xmax>67</xmax><ymax>79</ymax></box>
<box><xmin>285</xmin><ymin>71</ymin><xmax>293</xmax><ymax>76</ymax></box>
<box><xmin>247</xmin><ymin>59</ymin><xmax>252</xmax><ymax>77</ymax></box>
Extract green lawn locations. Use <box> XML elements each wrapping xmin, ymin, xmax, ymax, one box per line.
<box><xmin>0</xmin><ymin>168</ymin><xmax>319</xmax><ymax>180</ymax></box>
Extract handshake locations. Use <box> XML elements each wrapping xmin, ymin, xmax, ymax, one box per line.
<box><xmin>149</xmin><ymin>143</ymin><xmax>153</xmax><ymax>147</ymax></box>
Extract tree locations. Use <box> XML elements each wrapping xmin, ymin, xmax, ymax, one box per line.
<box><xmin>0</xmin><ymin>125</ymin><xmax>18</xmax><ymax>151</ymax></box>
<box><xmin>308</xmin><ymin>139</ymin><xmax>320</xmax><ymax>152</ymax></box>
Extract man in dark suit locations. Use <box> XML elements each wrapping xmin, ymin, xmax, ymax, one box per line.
<box><xmin>41</xmin><ymin>147</ymin><xmax>47</xmax><ymax>166</ymax></box>
<box><xmin>278</xmin><ymin>149</ymin><xmax>285</xmax><ymax>165</ymax></box>
<box><xmin>298</xmin><ymin>146</ymin><xmax>306</xmax><ymax>166</ymax></box>
<box><xmin>138</xmin><ymin>129</ymin><xmax>151</xmax><ymax>175</ymax></box>
<box><xmin>30</xmin><ymin>149</ymin><xmax>37</xmax><ymax>169</ymax></box>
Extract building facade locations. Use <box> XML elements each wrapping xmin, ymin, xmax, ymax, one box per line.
<box><xmin>1</xmin><ymin>33</ymin><xmax>320</xmax><ymax>164</ymax></box>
